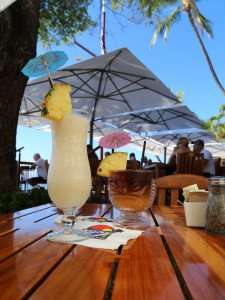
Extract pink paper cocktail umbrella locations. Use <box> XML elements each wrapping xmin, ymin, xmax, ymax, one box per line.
<box><xmin>99</xmin><ymin>132</ymin><xmax>131</xmax><ymax>149</ymax></box>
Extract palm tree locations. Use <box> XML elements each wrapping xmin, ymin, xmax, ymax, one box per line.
<box><xmin>136</xmin><ymin>0</ymin><xmax>225</xmax><ymax>96</ymax></box>
<box><xmin>0</xmin><ymin>1</ymin><xmax>94</xmax><ymax>193</ymax></box>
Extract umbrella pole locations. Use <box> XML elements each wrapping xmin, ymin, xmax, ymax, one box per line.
<box><xmin>140</xmin><ymin>140</ymin><xmax>146</xmax><ymax>166</ymax></box>
<box><xmin>100</xmin><ymin>0</ymin><xmax>107</xmax><ymax>54</ymax></box>
<box><xmin>163</xmin><ymin>147</ymin><xmax>167</xmax><ymax>164</ymax></box>
<box><xmin>17</xmin><ymin>147</ymin><xmax>24</xmax><ymax>188</ymax></box>
<box><xmin>89</xmin><ymin>71</ymin><xmax>104</xmax><ymax>147</ymax></box>
<box><xmin>48</xmin><ymin>77</ymin><xmax>54</xmax><ymax>88</ymax></box>
<box><xmin>100</xmin><ymin>147</ymin><xmax>103</xmax><ymax>160</ymax></box>
<box><xmin>89</xmin><ymin>119</ymin><xmax>94</xmax><ymax>147</ymax></box>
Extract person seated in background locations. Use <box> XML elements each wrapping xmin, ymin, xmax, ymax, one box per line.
<box><xmin>28</xmin><ymin>153</ymin><xmax>48</xmax><ymax>186</ymax></box>
<box><xmin>129</xmin><ymin>153</ymin><xmax>137</xmax><ymax>161</ymax></box>
<box><xmin>167</xmin><ymin>137</ymin><xmax>190</xmax><ymax>174</ymax></box>
<box><xmin>127</xmin><ymin>153</ymin><xmax>140</xmax><ymax>169</ymax></box>
<box><xmin>104</xmin><ymin>151</ymin><xmax>111</xmax><ymax>158</ymax></box>
<box><xmin>193</xmin><ymin>139</ymin><xmax>215</xmax><ymax>177</ymax></box>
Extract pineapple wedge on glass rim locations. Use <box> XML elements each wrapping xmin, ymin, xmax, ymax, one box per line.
<box><xmin>42</xmin><ymin>83</ymin><xmax>72</xmax><ymax>121</ymax></box>
<box><xmin>97</xmin><ymin>152</ymin><xmax>128</xmax><ymax>177</ymax></box>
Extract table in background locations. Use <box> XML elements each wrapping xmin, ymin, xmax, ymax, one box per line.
<box><xmin>0</xmin><ymin>203</ymin><xmax>224</xmax><ymax>300</ymax></box>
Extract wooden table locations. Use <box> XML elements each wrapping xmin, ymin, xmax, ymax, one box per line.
<box><xmin>0</xmin><ymin>203</ymin><xmax>224</xmax><ymax>300</ymax></box>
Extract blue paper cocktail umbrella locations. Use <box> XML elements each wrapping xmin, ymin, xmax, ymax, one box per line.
<box><xmin>22</xmin><ymin>51</ymin><xmax>68</xmax><ymax>87</ymax></box>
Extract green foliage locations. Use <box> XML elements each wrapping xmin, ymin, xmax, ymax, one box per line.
<box><xmin>149</xmin><ymin>0</ymin><xmax>213</xmax><ymax>45</ymax></box>
<box><xmin>111</xmin><ymin>1</ymin><xmax>213</xmax><ymax>43</ymax></box>
<box><xmin>190</xmin><ymin>2</ymin><xmax>213</xmax><ymax>37</ymax></box>
<box><xmin>111</xmin><ymin>1</ymin><xmax>225</xmax><ymax>96</ymax></box>
<box><xmin>139</xmin><ymin>0</ymin><xmax>179</xmax><ymax>18</ymax></box>
<box><xmin>0</xmin><ymin>189</ymin><xmax>51</xmax><ymax>213</ymax></box>
<box><xmin>176</xmin><ymin>90</ymin><xmax>184</xmax><ymax>102</ymax></box>
<box><xmin>39</xmin><ymin>0</ymin><xmax>96</xmax><ymax>45</ymax></box>
<box><xmin>203</xmin><ymin>104</ymin><xmax>225</xmax><ymax>141</ymax></box>
<box><xmin>150</xmin><ymin>6</ymin><xmax>182</xmax><ymax>46</ymax></box>
<box><xmin>111</xmin><ymin>0</ymin><xmax>133</xmax><ymax>10</ymax></box>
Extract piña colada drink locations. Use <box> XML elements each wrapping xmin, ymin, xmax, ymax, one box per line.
<box><xmin>48</xmin><ymin>113</ymin><xmax>91</xmax><ymax>210</ymax></box>
<box><xmin>42</xmin><ymin>83</ymin><xmax>91</xmax><ymax>241</ymax></box>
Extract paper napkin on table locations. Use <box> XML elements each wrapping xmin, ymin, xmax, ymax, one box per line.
<box><xmin>48</xmin><ymin>215</ymin><xmax>143</xmax><ymax>250</ymax></box>
<box><xmin>183</xmin><ymin>184</ymin><xmax>208</xmax><ymax>202</ymax></box>
<box><xmin>183</xmin><ymin>184</ymin><xmax>199</xmax><ymax>201</ymax></box>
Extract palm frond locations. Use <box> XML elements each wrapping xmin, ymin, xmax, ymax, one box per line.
<box><xmin>204</xmin><ymin>105</ymin><xmax>225</xmax><ymax>140</ymax></box>
<box><xmin>150</xmin><ymin>6</ymin><xmax>181</xmax><ymax>46</ymax></box>
<box><xmin>210</xmin><ymin>115</ymin><xmax>221</xmax><ymax>123</ymax></box>
<box><xmin>176</xmin><ymin>90</ymin><xmax>184</xmax><ymax>102</ymax></box>
<box><xmin>216</xmin><ymin>124</ymin><xmax>225</xmax><ymax>139</ymax></box>
<box><xmin>202</xmin><ymin>120</ymin><xmax>211</xmax><ymax>130</ymax></box>
<box><xmin>196</xmin><ymin>13</ymin><xmax>213</xmax><ymax>37</ymax></box>
<box><xmin>151</xmin><ymin>20</ymin><xmax>166</xmax><ymax>46</ymax></box>
<box><xmin>190</xmin><ymin>3</ymin><xmax>213</xmax><ymax>37</ymax></box>
<box><xmin>140</xmin><ymin>0</ymin><xmax>179</xmax><ymax>18</ymax></box>
<box><xmin>219</xmin><ymin>104</ymin><xmax>225</xmax><ymax>114</ymax></box>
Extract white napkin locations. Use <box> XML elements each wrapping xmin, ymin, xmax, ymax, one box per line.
<box><xmin>48</xmin><ymin>215</ymin><xmax>143</xmax><ymax>250</ymax></box>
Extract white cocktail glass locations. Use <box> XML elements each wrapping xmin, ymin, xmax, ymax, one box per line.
<box><xmin>47</xmin><ymin>112</ymin><xmax>92</xmax><ymax>241</ymax></box>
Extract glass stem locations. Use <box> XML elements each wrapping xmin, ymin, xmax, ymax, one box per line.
<box><xmin>62</xmin><ymin>208</ymin><xmax>77</xmax><ymax>234</ymax></box>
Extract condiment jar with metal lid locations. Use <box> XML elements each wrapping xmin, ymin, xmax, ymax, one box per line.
<box><xmin>206</xmin><ymin>176</ymin><xmax>225</xmax><ymax>234</ymax></box>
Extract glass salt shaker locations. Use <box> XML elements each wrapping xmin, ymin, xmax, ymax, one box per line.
<box><xmin>206</xmin><ymin>177</ymin><xmax>225</xmax><ymax>234</ymax></box>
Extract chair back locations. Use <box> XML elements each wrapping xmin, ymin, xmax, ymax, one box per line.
<box><xmin>155</xmin><ymin>174</ymin><xmax>208</xmax><ymax>206</ymax></box>
<box><xmin>214</xmin><ymin>157</ymin><xmax>221</xmax><ymax>176</ymax></box>
<box><xmin>126</xmin><ymin>160</ymin><xmax>140</xmax><ymax>170</ymax></box>
<box><xmin>176</xmin><ymin>153</ymin><xmax>204</xmax><ymax>175</ymax></box>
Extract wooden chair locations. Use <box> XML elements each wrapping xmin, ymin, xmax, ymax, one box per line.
<box><xmin>88</xmin><ymin>153</ymin><xmax>108</xmax><ymax>202</ymax></box>
<box><xmin>155</xmin><ymin>174</ymin><xmax>208</xmax><ymax>206</ymax></box>
<box><xmin>126</xmin><ymin>160</ymin><xmax>140</xmax><ymax>170</ymax></box>
<box><xmin>176</xmin><ymin>153</ymin><xmax>204</xmax><ymax>175</ymax></box>
<box><xmin>214</xmin><ymin>157</ymin><xmax>221</xmax><ymax>176</ymax></box>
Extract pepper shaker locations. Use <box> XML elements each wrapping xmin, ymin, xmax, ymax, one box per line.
<box><xmin>206</xmin><ymin>177</ymin><xmax>225</xmax><ymax>234</ymax></box>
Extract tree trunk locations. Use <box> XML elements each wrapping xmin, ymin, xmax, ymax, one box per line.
<box><xmin>0</xmin><ymin>0</ymin><xmax>40</xmax><ymax>193</ymax></box>
<box><xmin>187</xmin><ymin>11</ymin><xmax>225</xmax><ymax>97</ymax></box>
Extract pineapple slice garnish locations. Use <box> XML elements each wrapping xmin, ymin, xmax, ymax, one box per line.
<box><xmin>97</xmin><ymin>152</ymin><xmax>128</xmax><ymax>177</ymax></box>
<box><xmin>42</xmin><ymin>83</ymin><xmax>72</xmax><ymax>121</ymax></box>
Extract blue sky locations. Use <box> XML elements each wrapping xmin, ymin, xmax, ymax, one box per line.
<box><xmin>17</xmin><ymin>1</ymin><xmax>225</xmax><ymax>162</ymax></box>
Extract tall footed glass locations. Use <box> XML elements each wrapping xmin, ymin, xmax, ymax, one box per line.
<box><xmin>108</xmin><ymin>170</ymin><xmax>153</xmax><ymax>228</ymax></box>
<box><xmin>47</xmin><ymin>112</ymin><xmax>92</xmax><ymax>242</ymax></box>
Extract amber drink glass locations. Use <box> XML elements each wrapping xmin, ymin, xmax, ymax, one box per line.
<box><xmin>108</xmin><ymin>170</ymin><xmax>153</xmax><ymax>225</ymax></box>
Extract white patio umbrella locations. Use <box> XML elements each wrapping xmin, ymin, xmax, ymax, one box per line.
<box><xmin>0</xmin><ymin>0</ymin><xmax>17</xmax><ymax>12</ymax></box>
<box><xmin>94</xmin><ymin>103</ymin><xmax>204</xmax><ymax>134</ymax></box>
<box><xmin>93</xmin><ymin>120</ymin><xmax>168</xmax><ymax>157</ymax></box>
<box><xmin>94</xmin><ymin>103</ymin><xmax>225</xmax><ymax>158</ymax></box>
<box><xmin>147</xmin><ymin>128</ymin><xmax>225</xmax><ymax>158</ymax></box>
<box><xmin>19</xmin><ymin>48</ymin><xmax>179</xmax><ymax>145</ymax></box>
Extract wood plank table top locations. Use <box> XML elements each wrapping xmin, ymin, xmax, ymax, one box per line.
<box><xmin>0</xmin><ymin>203</ymin><xmax>224</xmax><ymax>300</ymax></box>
